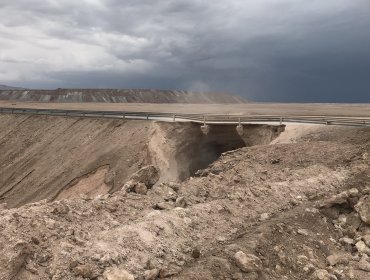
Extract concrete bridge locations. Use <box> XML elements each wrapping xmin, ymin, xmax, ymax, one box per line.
<box><xmin>1</xmin><ymin>106</ymin><xmax>370</xmax><ymax>136</ymax></box>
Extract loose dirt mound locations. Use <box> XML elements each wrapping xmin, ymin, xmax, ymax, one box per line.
<box><xmin>0</xmin><ymin>89</ymin><xmax>246</xmax><ymax>103</ymax></box>
<box><xmin>0</xmin><ymin>124</ymin><xmax>370</xmax><ymax>279</ymax></box>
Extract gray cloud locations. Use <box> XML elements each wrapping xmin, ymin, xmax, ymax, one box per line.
<box><xmin>0</xmin><ymin>0</ymin><xmax>369</xmax><ymax>102</ymax></box>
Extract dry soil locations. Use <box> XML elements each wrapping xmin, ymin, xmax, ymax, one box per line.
<box><xmin>0</xmin><ymin>115</ymin><xmax>370</xmax><ymax>280</ymax></box>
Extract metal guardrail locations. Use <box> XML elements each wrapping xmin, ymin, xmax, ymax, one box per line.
<box><xmin>1</xmin><ymin>107</ymin><xmax>370</xmax><ymax>127</ymax></box>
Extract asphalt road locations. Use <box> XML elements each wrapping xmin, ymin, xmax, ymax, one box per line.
<box><xmin>1</xmin><ymin>101</ymin><xmax>370</xmax><ymax>127</ymax></box>
<box><xmin>0</xmin><ymin>100</ymin><xmax>370</xmax><ymax>117</ymax></box>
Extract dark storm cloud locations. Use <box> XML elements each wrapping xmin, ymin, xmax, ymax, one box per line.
<box><xmin>0</xmin><ymin>0</ymin><xmax>370</xmax><ymax>102</ymax></box>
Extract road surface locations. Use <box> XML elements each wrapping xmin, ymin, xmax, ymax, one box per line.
<box><xmin>1</xmin><ymin>101</ymin><xmax>370</xmax><ymax>127</ymax></box>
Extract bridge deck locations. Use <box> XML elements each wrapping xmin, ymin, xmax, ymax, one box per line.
<box><xmin>1</xmin><ymin>102</ymin><xmax>370</xmax><ymax>127</ymax></box>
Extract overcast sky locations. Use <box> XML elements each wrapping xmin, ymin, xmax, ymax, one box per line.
<box><xmin>0</xmin><ymin>0</ymin><xmax>369</xmax><ymax>102</ymax></box>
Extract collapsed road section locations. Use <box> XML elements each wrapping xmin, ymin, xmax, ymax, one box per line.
<box><xmin>0</xmin><ymin>114</ymin><xmax>284</xmax><ymax>207</ymax></box>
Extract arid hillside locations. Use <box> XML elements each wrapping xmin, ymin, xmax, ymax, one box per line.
<box><xmin>0</xmin><ymin>89</ymin><xmax>246</xmax><ymax>103</ymax></box>
<box><xmin>0</xmin><ymin>85</ymin><xmax>26</xmax><ymax>90</ymax></box>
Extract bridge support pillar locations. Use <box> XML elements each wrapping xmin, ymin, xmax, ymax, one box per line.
<box><xmin>200</xmin><ymin>116</ymin><xmax>210</xmax><ymax>135</ymax></box>
<box><xmin>201</xmin><ymin>124</ymin><xmax>210</xmax><ymax>135</ymax></box>
<box><xmin>236</xmin><ymin>124</ymin><xmax>244</xmax><ymax>136</ymax></box>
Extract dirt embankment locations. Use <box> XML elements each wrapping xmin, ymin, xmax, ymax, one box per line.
<box><xmin>0</xmin><ymin>114</ymin><xmax>282</xmax><ymax>207</ymax></box>
<box><xmin>0</xmin><ymin>125</ymin><xmax>370</xmax><ymax>280</ymax></box>
<box><xmin>0</xmin><ymin>114</ymin><xmax>153</xmax><ymax>207</ymax></box>
<box><xmin>0</xmin><ymin>89</ymin><xmax>246</xmax><ymax>103</ymax></box>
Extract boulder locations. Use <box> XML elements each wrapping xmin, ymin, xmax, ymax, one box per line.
<box><xmin>234</xmin><ymin>251</ymin><xmax>262</xmax><ymax>273</ymax></box>
<box><xmin>326</xmin><ymin>254</ymin><xmax>349</xmax><ymax>266</ymax></box>
<box><xmin>319</xmin><ymin>189</ymin><xmax>359</xmax><ymax>209</ymax></box>
<box><xmin>355</xmin><ymin>241</ymin><xmax>370</xmax><ymax>255</ymax></box>
<box><xmin>130</xmin><ymin>165</ymin><xmax>160</xmax><ymax>188</ymax></box>
<box><xmin>355</xmin><ymin>195</ymin><xmax>370</xmax><ymax>224</ymax></box>
<box><xmin>358</xmin><ymin>257</ymin><xmax>370</xmax><ymax>272</ymax></box>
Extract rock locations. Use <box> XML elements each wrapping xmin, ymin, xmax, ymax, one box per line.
<box><xmin>192</xmin><ymin>248</ymin><xmax>201</xmax><ymax>259</ymax></box>
<box><xmin>103</xmin><ymin>267</ymin><xmax>135</xmax><ymax>280</ymax></box>
<box><xmin>358</xmin><ymin>257</ymin><xmax>370</xmax><ymax>272</ymax></box>
<box><xmin>260</xmin><ymin>213</ymin><xmax>269</xmax><ymax>221</ymax></box>
<box><xmin>326</xmin><ymin>255</ymin><xmax>339</xmax><ymax>267</ymax></box>
<box><xmin>134</xmin><ymin>183</ymin><xmax>148</xmax><ymax>195</ymax></box>
<box><xmin>52</xmin><ymin>202</ymin><xmax>70</xmax><ymax>215</ymax></box>
<box><xmin>354</xmin><ymin>195</ymin><xmax>370</xmax><ymax>224</ymax></box>
<box><xmin>9</xmin><ymin>240</ymin><xmax>33</xmax><ymax>276</ymax></box>
<box><xmin>326</xmin><ymin>254</ymin><xmax>349</xmax><ymax>266</ymax></box>
<box><xmin>320</xmin><ymin>207</ymin><xmax>340</xmax><ymax>220</ymax></box>
<box><xmin>122</xmin><ymin>180</ymin><xmax>137</xmax><ymax>192</ymax></box>
<box><xmin>144</xmin><ymin>269</ymin><xmax>159</xmax><ymax>280</ymax></box>
<box><xmin>313</xmin><ymin>269</ymin><xmax>331</xmax><ymax>280</ymax></box>
<box><xmin>355</xmin><ymin>241</ymin><xmax>370</xmax><ymax>255</ymax></box>
<box><xmin>346</xmin><ymin>268</ymin><xmax>355</xmax><ymax>279</ymax></box>
<box><xmin>345</xmin><ymin>212</ymin><xmax>362</xmax><ymax>231</ymax></box>
<box><xmin>332</xmin><ymin>269</ymin><xmax>346</xmax><ymax>280</ymax></box>
<box><xmin>31</xmin><ymin>236</ymin><xmax>40</xmax><ymax>245</ymax></box>
<box><xmin>159</xmin><ymin>264</ymin><xmax>182</xmax><ymax>278</ymax></box>
<box><xmin>297</xmin><ymin>254</ymin><xmax>309</xmax><ymax>264</ymax></box>
<box><xmin>363</xmin><ymin>235</ymin><xmax>370</xmax><ymax>247</ymax></box>
<box><xmin>175</xmin><ymin>197</ymin><xmax>187</xmax><ymax>208</ymax></box>
<box><xmin>339</xmin><ymin>237</ymin><xmax>355</xmax><ymax>246</ymax></box>
<box><xmin>319</xmin><ymin>189</ymin><xmax>359</xmax><ymax>209</ymax></box>
<box><xmin>73</xmin><ymin>264</ymin><xmax>98</xmax><ymax>279</ymax></box>
<box><xmin>130</xmin><ymin>165</ymin><xmax>159</xmax><ymax>188</ymax></box>
<box><xmin>25</xmin><ymin>262</ymin><xmax>38</xmax><ymax>274</ymax></box>
<box><xmin>167</xmin><ymin>182</ymin><xmax>180</xmax><ymax>192</ymax></box>
<box><xmin>216</xmin><ymin>236</ymin><xmax>227</xmax><ymax>243</ymax></box>
<box><xmin>303</xmin><ymin>264</ymin><xmax>315</xmax><ymax>274</ymax></box>
<box><xmin>234</xmin><ymin>251</ymin><xmax>262</xmax><ymax>273</ymax></box>
<box><xmin>154</xmin><ymin>202</ymin><xmax>173</xmax><ymax>210</ymax></box>
<box><xmin>298</xmin><ymin>229</ymin><xmax>309</xmax><ymax>236</ymax></box>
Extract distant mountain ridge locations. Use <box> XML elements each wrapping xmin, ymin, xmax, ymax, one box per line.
<box><xmin>0</xmin><ymin>88</ymin><xmax>246</xmax><ymax>103</ymax></box>
<box><xmin>0</xmin><ymin>84</ymin><xmax>26</xmax><ymax>90</ymax></box>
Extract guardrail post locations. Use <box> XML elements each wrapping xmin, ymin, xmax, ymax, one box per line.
<box><xmin>146</xmin><ymin>113</ymin><xmax>149</xmax><ymax>120</ymax></box>
<box><xmin>236</xmin><ymin>118</ymin><xmax>244</xmax><ymax>136</ymax></box>
<box><xmin>280</xmin><ymin>117</ymin><xmax>283</xmax><ymax>125</ymax></box>
<box><xmin>122</xmin><ymin>112</ymin><xmax>125</xmax><ymax>119</ymax></box>
<box><xmin>173</xmin><ymin>114</ymin><xmax>176</xmax><ymax>122</ymax></box>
